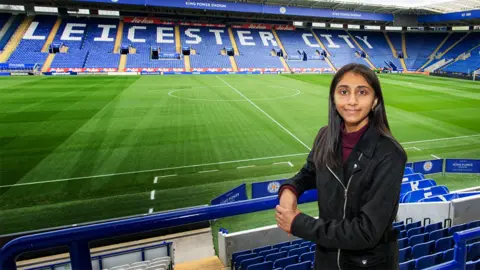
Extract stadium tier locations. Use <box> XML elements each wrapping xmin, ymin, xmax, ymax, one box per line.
<box><xmin>0</xmin><ymin>15</ymin><xmax>479</xmax><ymax>74</ymax></box>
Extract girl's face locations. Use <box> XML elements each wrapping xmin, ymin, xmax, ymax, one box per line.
<box><xmin>333</xmin><ymin>72</ymin><xmax>378</xmax><ymax>132</ymax></box>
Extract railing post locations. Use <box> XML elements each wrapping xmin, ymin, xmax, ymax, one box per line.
<box><xmin>453</xmin><ymin>234</ymin><xmax>467</xmax><ymax>270</ymax></box>
<box><xmin>69</xmin><ymin>241</ymin><xmax>92</xmax><ymax>270</ymax></box>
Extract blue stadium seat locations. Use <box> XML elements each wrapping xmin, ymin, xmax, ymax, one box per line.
<box><xmin>466</xmin><ymin>259</ymin><xmax>479</xmax><ymax>270</ymax></box>
<box><xmin>412</xmin><ymin>240</ymin><xmax>435</xmax><ymax>259</ymax></box>
<box><xmin>288</xmin><ymin>246</ymin><xmax>310</xmax><ymax>257</ymax></box>
<box><xmin>405</xmin><ymin>221</ymin><xmax>422</xmax><ymax>231</ymax></box>
<box><xmin>273</xmin><ymin>241</ymin><xmax>290</xmax><ymax>250</ymax></box>
<box><xmin>468</xmin><ymin>220</ymin><xmax>480</xmax><ymax>229</ymax></box>
<box><xmin>395</xmin><ymin>224</ymin><xmax>406</xmax><ymax>232</ymax></box>
<box><xmin>394</xmin><ymin>221</ymin><xmax>405</xmax><ymax>227</ymax></box>
<box><xmin>273</xmin><ymin>255</ymin><xmax>299</xmax><ymax>268</ymax></box>
<box><xmin>247</xmin><ymin>261</ymin><xmax>273</xmax><ymax>270</ymax></box>
<box><xmin>468</xmin><ymin>242</ymin><xmax>480</xmax><ymax>261</ymax></box>
<box><xmin>265</xmin><ymin>251</ymin><xmax>288</xmax><ymax>263</ymax></box>
<box><xmin>240</xmin><ymin>257</ymin><xmax>264</xmax><ymax>270</ymax></box>
<box><xmin>232</xmin><ymin>250</ymin><xmax>251</xmax><ymax>264</ymax></box>
<box><xmin>436</xmin><ymin>236</ymin><xmax>454</xmax><ymax>252</ymax></box>
<box><xmin>449</xmin><ymin>224</ymin><xmax>468</xmax><ymax>236</ymax></box>
<box><xmin>291</xmin><ymin>239</ymin><xmax>304</xmax><ymax>246</ymax></box>
<box><xmin>280</xmin><ymin>244</ymin><xmax>299</xmax><ymax>253</ymax></box>
<box><xmin>299</xmin><ymin>242</ymin><xmax>311</xmax><ymax>248</ymax></box>
<box><xmin>399</xmin><ymin>230</ymin><xmax>407</xmax><ymax>239</ymax></box>
<box><xmin>429</xmin><ymin>228</ymin><xmax>449</xmax><ymax>241</ymax></box>
<box><xmin>400</xmin><ymin>179</ymin><xmax>436</xmax><ymax>196</ymax></box>
<box><xmin>253</xmin><ymin>245</ymin><xmax>271</xmax><ymax>254</ymax></box>
<box><xmin>399</xmin><ymin>238</ymin><xmax>409</xmax><ymax>249</ymax></box>
<box><xmin>443</xmin><ymin>248</ymin><xmax>454</xmax><ymax>262</ymax></box>
<box><xmin>401</xmin><ymin>186</ymin><xmax>449</xmax><ymax>203</ymax></box>
<box><xmin>425</xmin><ymin>222</ymin><xmax>443</xmax><ymax>233</ymax></box>
<box><xmin>300</xmin><ymin>251</ymin><xmax>314</xmax><ymax>263</ymax></box>
<box><xmin>310</xmin><ymin>244</ymin><xmax>316</xmax><ymax>252</ymax></box>
<box><xmin>284</xmin><ymin>261</ymin><xmax>312</xmax><ymax>270</ymax></box>
<box><xmin>409</xmin><ymin>233</ymin><xmax>428</xmax><ymax>247</ymax></box>
<box><xmin>402</xmin><ymin>173</ymin><xmax>425</xmax><ymax>183</ymax></box>
<box><xmin>415</xmin><ymin>253</ymin><xmax>443</xmax><ymax>269</ymax></box>
<box><xmin>235</xmin><ymin>253</ymin><xmax>258</xmax><ymax>270</ymax></box>
<box><xmin>404</xmin><ymin>167</ymin><xmax>414</xmax><ymax>175</ymax></box>
<box><xmin>259</xmin><ymin>248</ymin><xmax>279</xmax><ymax>259</ymax></box>
<box><xmin>399</xmin><ymin>247</ymin><xmax>412</xmax><ymax>263</ymax></box>
<box><xmin>407</xmin><ymin>227</ymin><xmax>424</xmax><ymax>238</ymax></box>
<box><xmin>399</xmin><ymin>259</ymin><xmax>415</xmax><ymax>270</ymax></box>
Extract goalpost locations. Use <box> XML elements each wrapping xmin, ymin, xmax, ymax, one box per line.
<box><xmin>474</xmin><ymin>69</ymin><xmax>480</xmax><ymax>82</ymax></box>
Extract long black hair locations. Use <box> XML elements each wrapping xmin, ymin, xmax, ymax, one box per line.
<box><xmin>313</xmin><ymin>63</ymin><xmax>406</xmax><ymax>169</ymax></box>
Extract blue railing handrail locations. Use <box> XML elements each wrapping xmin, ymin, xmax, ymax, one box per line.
<box><xmin>424</xmin><ymin>227</ymin><xmax>480</xmax><ymax>270</ymax></box>
<box><xmin>0</xmin><ymin>194</ymin><xmax>299</xmax><ymax>269</ymax></box>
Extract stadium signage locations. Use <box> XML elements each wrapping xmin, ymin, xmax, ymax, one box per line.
<box><xmin>412</xmin><ymin>159</ymin><xmax>443</xmax><ymax>175</ymax></box>
<box><xmin>124</xmin><ymin>17</ymin><xmax>174</xmax><ymax>25</ymax></box>
<box><xmin>419</xmin><ymin>9</ymin><xmax>480</xmax><ymax>23</ymax></box>
<box><xmin>180</xmin><ymin>22</ymin><xmax>226</xmax><ymax>27</ymax></box>
<box><xmin>252</xmin><ymin>179</ymin><xmax>286</xmax><ymax>198</ymax></box>
<box><xmin>210</xmin><ymin>183</ymin><xmax>248</xmax><ymax>205</ymax></box>
<box><xmin>445</xmin><ymin>159</ymin><xmax>480</xmax><ymax>173</ymax></box>
<box><xmin>475</xmin><ymin>26</ymin><xmax>480</xmax><ymax>30</ymax></box>
<box><xmin>74</xmin><ymin>0</ymin><xmax>393</xmax><ymax>21</ymax></box>
<box><xmin>232</xmin><ymin>24</ymin><xmax>272</xmax><ymax>30</ymax></box>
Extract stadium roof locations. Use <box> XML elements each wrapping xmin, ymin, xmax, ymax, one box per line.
<box><xmin>232</xmin><ymin>0</ymin><xmax>480</xmax><ymax>15</ymax></box>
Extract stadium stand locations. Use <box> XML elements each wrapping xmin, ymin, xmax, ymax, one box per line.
<box><xmin>48</xmin><ymin>18</ymin><xmax>120</xmax><ymax>69</ymax></box>
<box><xmin>7</xmin><ymin>15</ymin><xmax>56</xmax><ymax>68</ymax></box>
<box><xmin>123</xmin><ymin>22</ymin><xmax>184</xmax><ymax>70</ymax></box>
<box><xmin>348</xmin><ymin>30</ymin><xmax>401</xmax><ymax>70</ymax></box>
<box><xmin>313</xmin><ymin>29</ymin><xmax>365</xmax><ymax>69</ymax></box>
<box><xmin>404</xmin><ymin>32</ymin><xmax>448</xmax><ymax>71</ymax></box>
<box><xmin>275</xmin><ymin>29</ymin><xmax>331</xmax><ymax>71</ymax></box>
<box><xmin>0</xmin><ymin>14</ymin><xmax>478</xmax><ymax>74</ymax></box>
<box><xmin>232</xmin><ymin>28</ymin><xmax>285</xmax><ymax>71</ymax></box>
<box><xmin>180</xmin><ymin>25</ymin><xmax>232</xmax><ymax>71</ymax></box>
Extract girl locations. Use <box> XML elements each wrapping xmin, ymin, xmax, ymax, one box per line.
<box><xmin>276</xmin><ymin>63</ymin><xmax>407</xmax><ymax>270</ymax></box>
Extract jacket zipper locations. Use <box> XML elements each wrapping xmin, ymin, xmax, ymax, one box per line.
<box><xmin>327</xmin><ymin>153</ymin><xmax>363</xmax><ymax>270</ymax></box>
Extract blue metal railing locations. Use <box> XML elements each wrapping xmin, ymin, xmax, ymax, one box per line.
<box><xmin>1</xmin><ymin>194</ymin><xmax>308</xmax><ymax>269</ymax></box>
<box><xmin>424</xmin><ymin>227</ymin><xmax>480</xmax><ymax>270</ymax></box>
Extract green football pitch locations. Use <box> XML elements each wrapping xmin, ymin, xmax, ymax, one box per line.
<box><xmin>0</xmin><ymin>74</ymin><xmax>479</xmax><ymax>237</ymax></box>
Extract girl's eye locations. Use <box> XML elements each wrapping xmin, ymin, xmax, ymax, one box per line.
<box><xmin>359</xmin><ymin>90</ymin><xmax>366</xmax><ymax>95</ymax></box>
<box><xmin>340</xmin><ymin>90</ymin><xmax>348</xmax><ymax>95</ymax></box>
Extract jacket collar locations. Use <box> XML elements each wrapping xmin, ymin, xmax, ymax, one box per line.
<box><xmin>351</xmin><ymin>121</ymin><xmax>380</xmax><ymax>159</ymax></box>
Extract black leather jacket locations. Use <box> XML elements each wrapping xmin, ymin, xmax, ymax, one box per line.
<box><xmin>281</xmin><ymin>124</ymin><xmax>407</xmax><ymax>270</ymax></box>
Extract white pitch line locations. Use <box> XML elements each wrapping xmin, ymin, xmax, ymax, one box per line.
<box><xmin>148</xmin><ymin>208</ymin><xmax>153</xmax><ymax>214</ymax></box>
<box><xmin>237</xmin><ymin>165</ymin><xmax>255</xmax><ymax>169</ymax></box>
<box><xmin>401</xmin><ymin>134</ymin><xmax>480</xmax><ymax>145</ymax></box>
<box><xmin>273</xmin><ymin>161</ymin><xmax>294</xmax><ymax>167</ymax></box>
<box><xmin>160</xmin><ymin>174</ymin><xmax>177</xmax><ymax>178</ymax></box>
<box><xmin>0</xmin><ymin>153</ymin><xmax>308</xmax><ymax>188</ymax></box>
<box><xmin>413</xmin><ymin>147</ymin><xmax>421</xmax><ymax>151</ymax></box>
<box><xmin>153</xmin><ymin>177</ymin><xmax>158</xmax><ymax>184</ymax></box>
<box><xmin>7</xmin><ymin>134</ymin><xmax>478</xmax><ymax>189</ymax></box>
<box><xmin>216</xmin><ymin>76</ymin><xmax>311</xmax><ymax>151</ymax></box>
<box><xmin>198</xmin><ymin>169</ymin><xmax>219</xmax><ymax>174</ymax></box>
<box><xmin>431</xmin><ymin>154</ymin><xmax>442</xmax><ymax>159</ymax></box>
<box><xmin>150</xmin><ymin>190</ymin><xmax>155</xmax><ymax>200</ymax></box>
